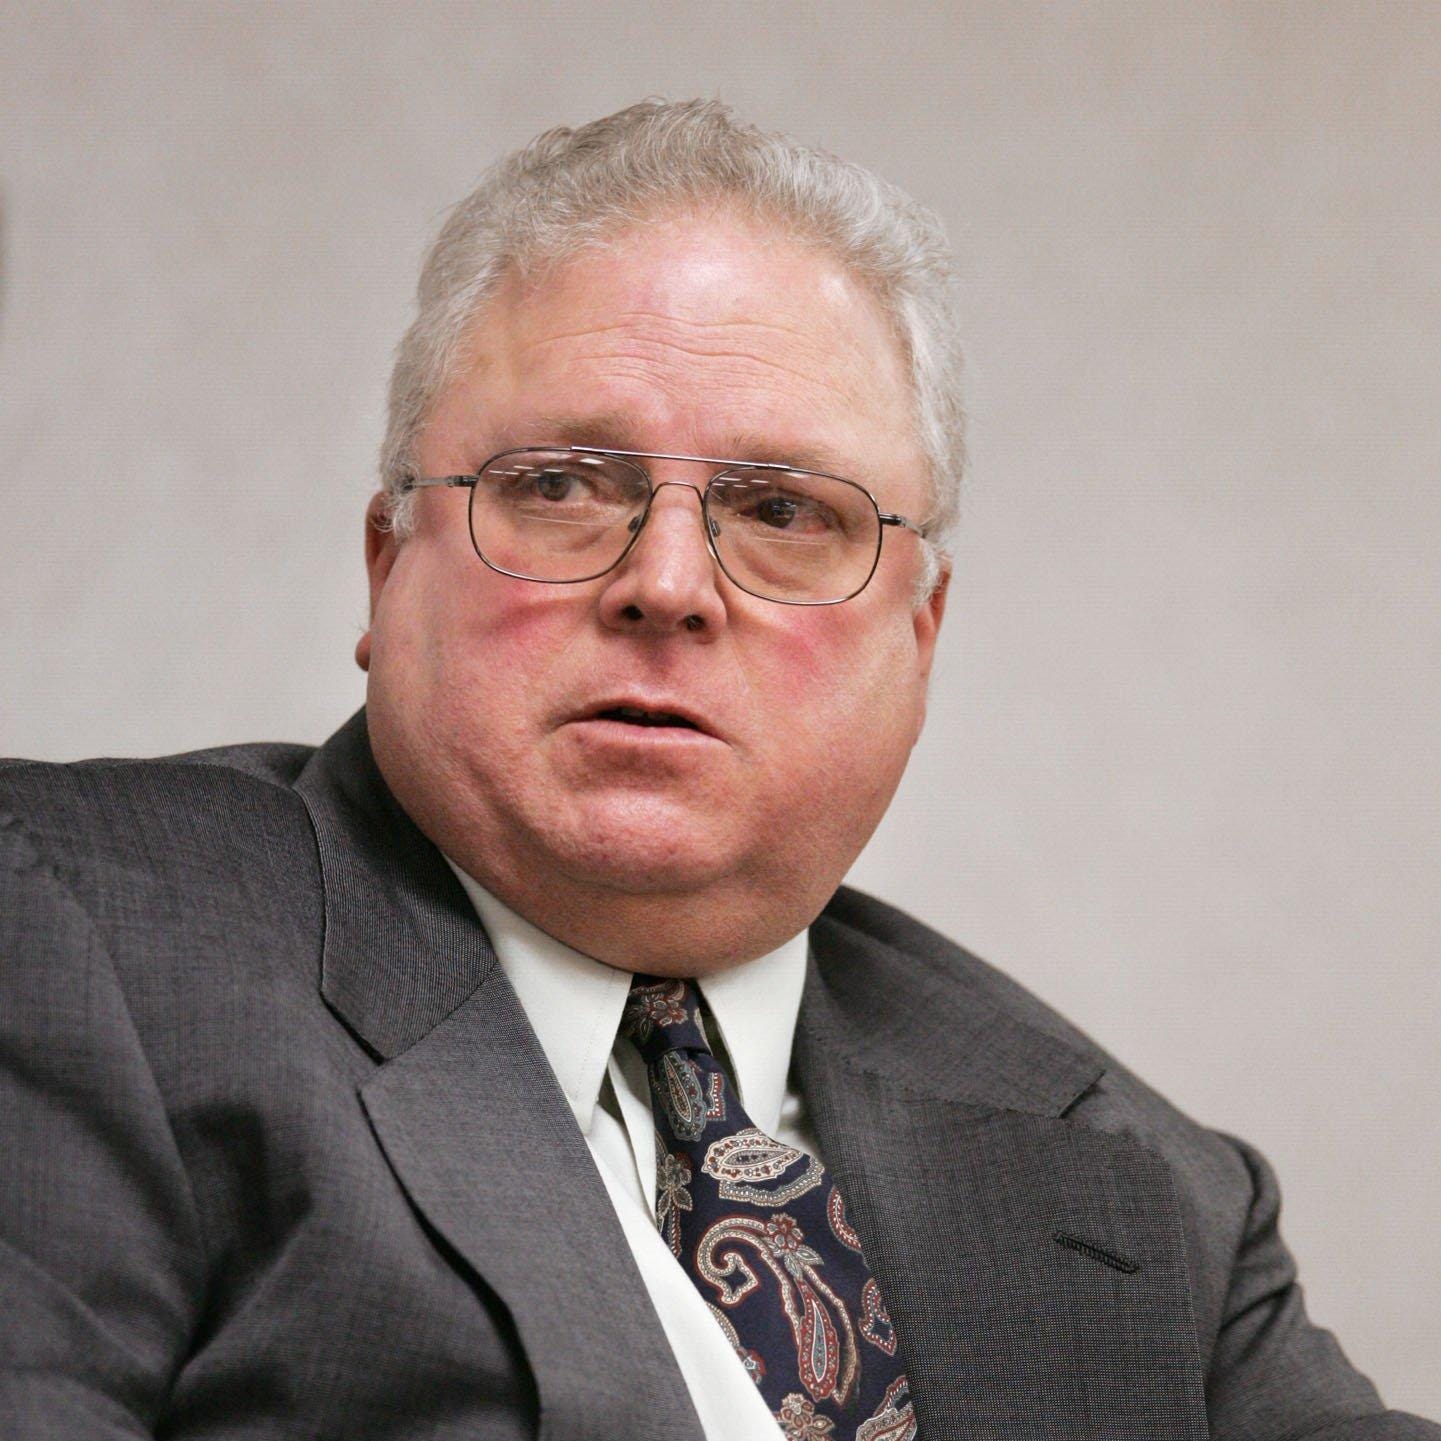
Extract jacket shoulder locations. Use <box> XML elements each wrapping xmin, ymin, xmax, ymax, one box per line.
<box><xmin>0</xmin><ymin>736</ymin><xmax>315</xmax><ymax>790</ymax></box>
<box><xmin>0</xmin><ymin>740</ymin><xmax>322</xmax><ymax>958</ymax></box>
<box><xmin>822</xmin><ymin>884</ymin><xmax>1117</xmax><ymax>1061</ymax></box>
<box><xmin>825</xmin><ymin>884</ymin><xmax>1246</xmax><ymax>1163</ymax></box>
<box><xmin>0</xmin><ymin>739</ymin><xmax>315</xmax><ymax>849</ymax></box>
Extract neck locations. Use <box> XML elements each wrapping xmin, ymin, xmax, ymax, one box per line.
<box><xmin>445</xmin><ymin>843</ymin><xmax>829</xmax><ymax>978</ymax></box>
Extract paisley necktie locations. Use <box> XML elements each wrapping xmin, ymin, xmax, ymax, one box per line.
<box><xmin>621</xmin><ymin>975</ymin><xmax>919</xmax><ymax>1441</ymax></box>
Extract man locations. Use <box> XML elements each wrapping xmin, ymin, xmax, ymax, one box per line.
<box><xmin>1</xmin><ymin>100</ymin><xmax>1433</xmax><ymax>1441</ymax></box>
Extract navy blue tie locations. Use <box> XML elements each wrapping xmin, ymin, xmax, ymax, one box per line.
<box><xmin>621</xmin><ymin>975</ymin><xmax>919</xmax><ymax>1441</ymax></box>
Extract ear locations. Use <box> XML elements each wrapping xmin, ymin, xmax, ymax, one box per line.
<box><xmin>908</xmin><ymin>560</ymin><xmax>951</xmax><ymax>734</ymax></box>
<box><xmin>913</xmin><ymin>561</ymin><xmax>950</xmax><ymax>673</ymax></box>
<box><xmin>355</xmin><ymin>492</ymin><xmax>399</xmax><ymax>673</ymax></box>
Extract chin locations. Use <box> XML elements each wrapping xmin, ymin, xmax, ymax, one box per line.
<box><xmin>550</xmin><ymin>825</ymin><xmax>735</xmax><ymax>897</ymax></box>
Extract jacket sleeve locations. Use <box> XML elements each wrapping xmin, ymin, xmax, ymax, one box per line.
<box><xmin>0</xmin><ymin>810</ymin><xmax>204</xmax><ymax>1438</ymax></box>
<box><xmin>1205</xmin><ymin>1130</ymin><xmax>1440</xmax><ymax>1440</ymax></box>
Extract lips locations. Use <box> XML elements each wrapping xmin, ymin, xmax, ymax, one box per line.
<box><xmin>574</xmin><ymin>698</ymin><xmax>718</xmax><ymax>737</ymax></box>
<box><xmin>595</xmin><ymin>705</ymin><xmax>699</xmax><ymax>729</ymax></box>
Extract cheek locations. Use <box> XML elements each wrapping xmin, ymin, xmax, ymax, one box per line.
<box><xmin>782</xmin><ymin>606</ymin><xmax>921</xmax><ymax>715</ymax></box>
<box><xmin>751</xmin><ymin>611</ymin><xmax>923</xmax><ymax>791</ymax></box>
<box><xmin>370</xmin><ymin>554</ymin><xmax>586</xmax><ymax>757</ymax></box>
<box><xmin>381</xmin><ymin>547</ymin><xmax>563</xmax><ymax>669</ymax></box>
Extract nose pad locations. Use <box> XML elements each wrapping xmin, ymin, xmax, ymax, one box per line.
<box><xmin>598</xmin><ymin>477</ymin><xmax>728</xmax><ymax>635</ymax></box>
<box><xmin>610</xmin><ymin>479</ymin><xmax>726</xmax><ymax>594</ymax></box>
<box><xmin>627</xmin><ymin>480</ymin><xmax>711</xmax><ymax>547</ymax></box>
<box><xmin>651</xmin><ymin>479</ymin><xmax>707</xmax><ymax>505</ymax></box>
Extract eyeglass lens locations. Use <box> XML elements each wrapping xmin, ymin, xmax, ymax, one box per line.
<box><xmin>468</xmin><ymin>449</ymin><xmax>881</xmax><ymax>603</ymax></box>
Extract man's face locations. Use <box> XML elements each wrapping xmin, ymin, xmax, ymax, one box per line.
<box><xmin>360</xmin><ymin>208</ymin><xmax>948</xmax><ymax>971</ymax></box>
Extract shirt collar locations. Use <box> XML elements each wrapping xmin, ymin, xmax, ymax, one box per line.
<box><xmin>695</xmin><ymin>935</ymin><xmax>808</xmax><ymax>1137</ymax></box>
<box><xmin>444</xmin><ymin>860</ymin><xmax>809</xmax><ymax>1137</ymax></box>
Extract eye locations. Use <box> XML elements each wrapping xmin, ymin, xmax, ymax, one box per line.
<box><xmin>735</xmin><ymin>487</ymin><xmax>839</xmax><ymax>536</ymax></box>
<box><xmin>529</xmin><ymin>467</ymin><xmax>585</xmax><ymax>502</ymax></box>
<box><xmin>754</xmin><ymin>495</ymin><xmax>800</xmax><ymax>529</ymax></box>
<box><xmin>709</xmin><ymin>469</ymin><xmax>871</xmax><ymax>553</ymax></box>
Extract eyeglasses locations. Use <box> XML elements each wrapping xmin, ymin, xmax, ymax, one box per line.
<box><xmin>399</xmin><ymin>445</ymin><xmax>927</xmax><ymax>605</ymax></box>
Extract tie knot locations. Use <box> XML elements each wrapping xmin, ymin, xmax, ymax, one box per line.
<box><xmin>621</xmin><ymin>976</ymin><xmax>712</xmax><ymax>1061</ymax></box>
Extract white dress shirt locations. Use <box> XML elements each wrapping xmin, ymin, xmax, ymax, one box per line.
<box><xmin>446</xmin><ymin>861</ymin><xmax>821</xmax><ymax>1441</ymax></box>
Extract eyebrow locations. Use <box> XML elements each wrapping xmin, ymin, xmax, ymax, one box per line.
<box><xmin>499</xmin><ymin>413</ymin><xmax>858</xmax><ymax>480</ymax></box>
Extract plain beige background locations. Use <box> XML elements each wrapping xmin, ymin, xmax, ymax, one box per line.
<box><xmin>3</xmin><ymin>0</ymin><xmax>1437</xmax><ymax>1418</ymax></box>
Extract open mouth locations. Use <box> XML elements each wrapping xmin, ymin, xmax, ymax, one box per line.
<box><xmin>594</xmin><ymin>706</ymin><xmax>701</xmax><ymax>730</ymax></box>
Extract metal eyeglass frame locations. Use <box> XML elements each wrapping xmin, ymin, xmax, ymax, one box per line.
<box><xmin>398</xmin><ymin>444</ymin><xmax>929</xmax><ymax>606</ymax></box>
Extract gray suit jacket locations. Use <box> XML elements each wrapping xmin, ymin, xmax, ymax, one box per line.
<box><xmin>1</xmin><ymin>711</ymin><xmax>1434</xmax><ymax>1440</ymax></box>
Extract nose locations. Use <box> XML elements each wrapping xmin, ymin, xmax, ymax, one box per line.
<box><xmin>596</xmin><ymin>480</ymin><xmax>728</xmax><ymax>637</ymax></box>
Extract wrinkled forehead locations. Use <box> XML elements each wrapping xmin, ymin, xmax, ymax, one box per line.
<box><xmin>489</xmin><ymin>204</ymin><xmax>897</xmax><ymax>343</ymax></box>
<box><xmin>437</xmin><ymin>207</ymin><xmax>927</xmax><ymax>491</ymax></box>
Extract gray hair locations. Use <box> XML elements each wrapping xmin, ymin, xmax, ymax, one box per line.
<box><xmin>381</xmin><ymin>99</ymin><xmax>965</xmax><ymax>594</ymax></box>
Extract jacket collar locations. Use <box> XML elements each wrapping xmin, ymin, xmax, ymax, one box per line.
<box><xmin>294</xmin><ymin>709</ymin><xmax>499</xmax><ymax>1059</ymax></box>
<box><xmin>804</xmin><ymin>894</ymin><xmax>1105</xmax><ymax>1118</ymax></box>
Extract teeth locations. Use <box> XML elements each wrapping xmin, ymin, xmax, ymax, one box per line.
<box><xmin>603</xmin><ymin>706</ymin><xmax>694</xmax><ymax>728</ymax></box>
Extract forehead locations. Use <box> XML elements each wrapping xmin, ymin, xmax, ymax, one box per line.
<box><xmin>432</xmin><ymin>209</ymin><xmax>925</xmax><ymax>489</ymax></box>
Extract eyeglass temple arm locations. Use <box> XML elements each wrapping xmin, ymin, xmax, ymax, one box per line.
<box><xmin>397</xmin><ymin>475</ymin><xmax>477</xmax><ymax>493</ymax></box>
<box><xmin>879</xmin><ymin>512</ymin><xmax>927</xmax><ymax>537</ymax></box>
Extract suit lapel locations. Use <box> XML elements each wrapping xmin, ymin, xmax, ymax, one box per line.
<box><xmin>801</xmin><ymin>907</ymin><xmax>1209</xmax><ymax>1441</ymax></box>
<box><xmin>359</xmin><ymin>965</ymin><xmax>702</xmax><ymax>1441</ymax></box>
<box><xmin>296</xmin><ymin>712</ymin><xmax>702</xmax><ymax>1441</ymax></box>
